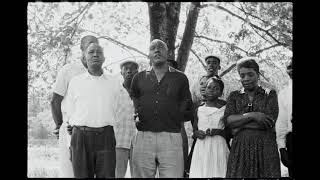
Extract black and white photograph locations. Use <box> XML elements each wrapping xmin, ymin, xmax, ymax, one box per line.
<box><xmin>27</xmin><ymin>2</ymin><xmax>293</xmax><ymax>178</ymax></box>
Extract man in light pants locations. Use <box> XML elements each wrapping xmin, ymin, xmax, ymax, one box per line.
<box><xmin>130</xmin><ymin>39</ymin><xmax>193</xmax><ymax>178</ymax></box>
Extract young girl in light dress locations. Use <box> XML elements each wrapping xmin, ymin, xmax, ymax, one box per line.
<box><xmin>189</xmin><ymin>76</ymin><xmax>230</xmax><ymax>178</ymax></box>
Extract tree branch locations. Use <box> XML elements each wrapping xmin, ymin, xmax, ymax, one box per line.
<box><xmin>190</xmin><ymin>48</ymin><xmax>206</xmax><ymax>70</ymax></box>
<box><xmin>250</xmin><ymin>44</ymin><xmax>281</xmax><ymax>56</ymax></box>
<box><xmin>99</xmin><ymin>36</ymin><xmax>148</xmax><ymax>57</ymax></box>
<box><xmin>200</xmin><ymin>4</ymin><xmax>288</xmax><ymax>47</ymax></box>
<box><xmin>194</xmin><ymin>35</ymin><xmax>249</xmax><ymax>55</ymax></box>
<box><xmin>65</xmin><ymin>3</ymin><xmax>94</xmax><ymax>26</ymax></box>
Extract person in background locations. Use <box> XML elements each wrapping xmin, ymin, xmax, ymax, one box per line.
<box><xmin>276</xmin><ymin>60</ymin><xmax>293</xmax><ymax>177</ymax></box>
<box><xmin>65</xmin><ymin>43</ymin><xmax>120</xmax><ymax>178</ymax></box>
<box><xmin>189</xmin><ymin>76</ymin><xmax>229</xmax><ymax>178</ymax></box>
<box><xmin>130</xmin><ymin>39</ymin><xmax>193</xmax><ymax>178</ymax></box>
<box><xmin>114</xmin><ymin>60</ymin><xmax>139</xmax><ymax>178</ymax></box>
<box><xmin>190</xmin><ymin>55</ymin><xmax>221</xmax><ymax>108</ymax></box>
<box><xmin>223</xmin><ymin>57</ymin><xmax>281</xmax><ymax>178</ymax></box>
<box><xmin>50</xmin><ymin>35</ymin><xmax>99</xmax><ymax>177</ymax></box>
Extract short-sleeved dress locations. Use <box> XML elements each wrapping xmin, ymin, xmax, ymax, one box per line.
<box><xmin>223</xmin><ymin>86</ymin><xmax>281</xmax><ymax>178</ymax></box>
<box><xmin>189</xmin><ymin>105</ymin><xmax>229</xmax><ymax>178</ymax></box>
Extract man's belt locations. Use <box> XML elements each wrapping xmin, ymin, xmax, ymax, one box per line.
<box><xmin>74</xmin><ymin>125</ymin><xmax>112</xmax><ymax>132</ymax></box>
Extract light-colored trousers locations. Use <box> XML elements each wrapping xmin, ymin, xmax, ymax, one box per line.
<box><xmin>131</xmin><ymin>131</ymin><xmax>184</xmax><ymax>178</ymax></box>
<box><xmin>58</xmin><ymin>122</ymin><xmax>74</xmax><ymax>177</ymax></box>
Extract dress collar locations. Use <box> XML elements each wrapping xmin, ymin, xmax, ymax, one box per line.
<box><xmin>239</xmin><ymin>86</ymin><xmax>267</xmax><ymax>95</ymax></box>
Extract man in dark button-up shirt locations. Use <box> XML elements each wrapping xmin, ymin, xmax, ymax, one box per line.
<box><xmin>130</xmin><ymin>39</ymin><xmax>193</xmax><ymax>178</ymax></box>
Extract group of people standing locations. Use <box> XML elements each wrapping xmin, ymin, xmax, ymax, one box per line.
<box><xmin>50</xmin><ymin>35</ymin><xmax>293</xmax><ymax>178</ymax></box>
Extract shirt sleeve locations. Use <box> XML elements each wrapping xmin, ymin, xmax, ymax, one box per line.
<box><xmin>179</xmin><ymin>75</ymin><xmax>194</xmax><ymax>122</ymax></box>
<box><xmin>53</xmin><ymin>66</ymin><xmax>68</xmax><ymax>96</ymax></box>
<box><xmin>113</xmin><ymin>79</ymin><xmax>121</xmax><ymax>126</ymax></box>
<box><xmin>130</xmin><ymin>73</ymin><xmax>141</xmax><ymax>114</ymax></box>
<box><xmin>275</xmin><ymin>89</ymin><xmax>288</xmax><ymax>149</ymax></box>
<box><xmin>65</xmin><ymin>78</ymin><xmax>76</xmax><ymax>125</ymax></box>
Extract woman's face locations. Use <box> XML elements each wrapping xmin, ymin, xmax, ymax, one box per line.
<box><xmin>238</xmin><ymin>67</ymin><xmax>259</xmax><ymax>91</ymax></box>
<box><xmin>205</xmin><ymin>80</ymin><xmax>222</xmax><ymax>100</ymax></box>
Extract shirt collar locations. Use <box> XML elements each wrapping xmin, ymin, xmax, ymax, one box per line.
<box><xmin>146</xmin><ymin>65</ymin><xmax>175</xmax><ymax>73</ymax></box>
<box><xmin>84</xmin><ymin>69</ymin><xmax>109</xmax><ymax>80</ymax></box>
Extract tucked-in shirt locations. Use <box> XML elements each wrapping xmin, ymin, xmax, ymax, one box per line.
<box><xmin>114</xmin><ymin>75</ymin><xmax>137</xmax><ymax>149</ymax></box>
<box><xmin>130</xmin><ymin>66</ymin><xmax>193</xmax><ymax>133</ymax></box>
<box><xmin>52</xmin><ymin>61</ymin><xmax>86</xmax><ymax>122</ymax></box>
<box><xmin>66</xmin><ymin>71</ymin><xmax>120</xmax><ymax>128</ymax></box>
<box><xmin>275</xmin><ymin>80</ymin><xmax>292</xmax><ymax>149</ymax></box>
<box><xmin>223</xmin><ymin>86</ymin><xmax>279</xmax><ymax>133</ymax></box>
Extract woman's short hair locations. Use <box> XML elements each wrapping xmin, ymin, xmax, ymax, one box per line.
<box><xmin>205</xmin><ymin>75</ymin><xmax>224</xmax><ymax>93</ymax></box>
<box><xmin>236</xmin><ymin>57</ymin><xmax>260</xmax><ymax>75</ymax></box>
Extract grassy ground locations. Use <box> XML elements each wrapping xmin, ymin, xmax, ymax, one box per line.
<box><xmin>28</xmin><ymin>139</ymin><xmax>60</xmax><ymax>178</ymax></box>
<box><xmin>28</xmin><ymin>138</ymin><xmax>288</xmax><ymax>178</ymax></box>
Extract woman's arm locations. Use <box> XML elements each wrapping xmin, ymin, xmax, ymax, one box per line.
<box><xmin>226</xmin><ymin>113</ymin><xmax>254</xmax><ymax>129</ymax></box>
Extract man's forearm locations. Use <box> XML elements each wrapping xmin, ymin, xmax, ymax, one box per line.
<box><xmin>51</xmin><ymin>94</ymin><xmax>64</xmax><ymax>128</ymax></box>
<box><xmin>51</xmin><ymin>102</ymin><xmax>63</xmax><ymax>127</ymax></box>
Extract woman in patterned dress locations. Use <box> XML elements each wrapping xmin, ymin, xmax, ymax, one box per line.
<box><xmin>223</xmin><ymin>57</ymin><xmax>281</xmax><ymax>178</ymax></box>
<box><xmin>189</xmin><ymin>76</ymin><xmax>229</xmax><ymax>178</ymax></box>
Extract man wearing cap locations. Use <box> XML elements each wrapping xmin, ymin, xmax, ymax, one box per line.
<box><xmin>130</xmin><ymin>39</ymin><xmax>193</xmax><ymax>178</ymax></box>
<box><xmin>50</xmin><ymin>35</ymin><xmax>99</xmax><ymax>177</ymax></box>
<box><xmin>276</xmin><ymin>60</ymin><xmax>293</xmax><ymax>177</ymax></box>
<box><xmin>65</xmin><ymin>43</ymin><xmax>120</xmax><ymax>178</ymax></box>
<box><xmin>114</xmin><ymin>60</ymin><xmax>139</xmax><ymax>178</ymax></box>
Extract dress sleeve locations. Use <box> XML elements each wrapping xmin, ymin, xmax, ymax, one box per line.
<box><xmin>222</xmin><ymin>91</ymin><xmax>237</xmax><ymax>127</ymax></box>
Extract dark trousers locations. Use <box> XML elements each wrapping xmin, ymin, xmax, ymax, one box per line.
<box><xmin>70</xmin><ymin>126</ymin><xmax>116</xmax><ymax>178</ymax></box>
<box><xmin>286</xmin><ymin>132</ymin><xmax>293</xmax><ymax>178</ymax></box>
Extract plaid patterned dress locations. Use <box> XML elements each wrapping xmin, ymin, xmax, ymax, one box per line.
<box><xmin>223</xmin><ymin>86</ymin><xmax>281</xmax><ymax>178</ymax></box>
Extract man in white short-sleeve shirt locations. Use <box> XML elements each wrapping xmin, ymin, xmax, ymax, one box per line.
<box><xmin>276</xmin><ymin>61</ymin><xmax>293</xmax><ymax>177</ymax></box>
<box><xmin>65</xmin><ymin>43</ymin><xmax>121</xmax><ymax>178</ymax></box>
<box><xmin>50</xmin><ymin>35</ymin><xmax>99</xmax><ymax>177</ymax></box>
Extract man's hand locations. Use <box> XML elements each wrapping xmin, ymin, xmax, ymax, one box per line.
<box><xmin>53</xmin><ymin>125</ymin><xmax>60</xmax><ymax>139</ymax></box>
<box><xmin>280</xmin><ymin>148</ymin><xmax>292</xmax><ymax>168</ymax></box>
<box><xmin>67</xmin><ymin>124</ymin><xmax>73</xmax><ymax>135</ymax></box>
<box><xmin>193</xmin><ymin>130</ymin><xmax>206</xmax><ymax>139</ymax></box>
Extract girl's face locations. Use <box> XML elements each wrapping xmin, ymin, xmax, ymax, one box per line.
<box><xmin>205</xmin><ymin>80</ymin><xmax>222</xmax><ymax>100</ymax></box>
<box><xmin>238</xmin><ymin>67</ymin><xmax>259</xmax><ymax>91</ymax></box>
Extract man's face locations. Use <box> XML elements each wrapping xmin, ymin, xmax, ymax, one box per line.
<box><xmin>81</xmin><ymin>37</ymin><xmax>99</xmax><ymax>67</ymax></box>
<box><xmin>149</xmin><ymin>40</ymin><xmax>168</xmax><ymax>66</ymax></box>
<box><xmin>239</xmin><ymin>67</ymin><xmax>259</xmax><ymax>91</ymax></box>
<box><xmin>205</xmin><ymin>57</ymin><xmax>220</xmax><ymax>76</ymax></box>
<box><xmin>121</xmin><ymin>63</ymin><xmax>138</xmax><ymax>81</ymax></box>
<box><xmin>84</xmin><ymin>43</ymin><xmax>105</xmax><ymax>69</ymax></box>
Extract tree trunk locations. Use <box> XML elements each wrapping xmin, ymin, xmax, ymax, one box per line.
<box><xmin>176</xmin><ymin>2</ymin><xmax>200</xmax><ymax>72</ymax></box>
<box><xmin>148</xmin><ymin>2</ymin><xmax>180</xmax><ymax>61</ymax></box>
